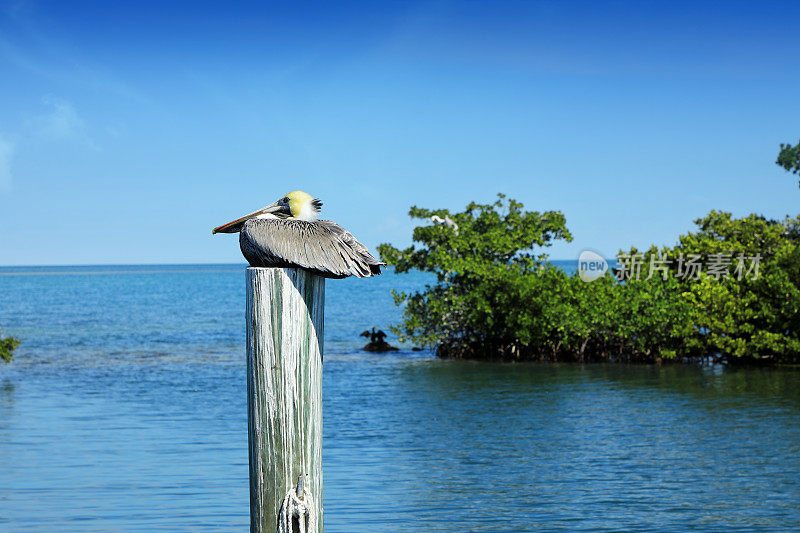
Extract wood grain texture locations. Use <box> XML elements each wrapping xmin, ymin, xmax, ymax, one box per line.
<box><xmin>246</xmin><ymin>267</ymin><xmax>324</xmax><ymax>532</ymax></box>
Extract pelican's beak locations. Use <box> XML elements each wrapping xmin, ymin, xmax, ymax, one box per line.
<box><xmin>212</xmin><ymin>202</ymin><xmax>282</xmax><ymax>234</ymax></box>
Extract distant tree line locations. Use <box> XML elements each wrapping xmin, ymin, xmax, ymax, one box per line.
<box><xmin>378</xmin><ymin>145</ymin><xmax>800</xmax><ymax>365</ymax></box>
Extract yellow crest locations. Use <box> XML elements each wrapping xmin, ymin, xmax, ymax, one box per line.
<box><xmin>285</xmin><ymin>191</ymin><xmax>321</xmax><ymax>220</ymax></box>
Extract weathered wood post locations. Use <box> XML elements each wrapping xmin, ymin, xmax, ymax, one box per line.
<box><xmin>246</xmin><ymin>267</ymin><xmax>324</xmax><ymax>532</ymax></box>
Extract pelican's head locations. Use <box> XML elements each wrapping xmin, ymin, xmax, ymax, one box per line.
<box><xmin>284</xmin><ymin>190</ymin><xmax>323</xmax><ymax>221</ymax></box>
<box><xmin>212</xmin><ymin>190</ymin><xmax>322</xmax><ymax>234</ymax></box>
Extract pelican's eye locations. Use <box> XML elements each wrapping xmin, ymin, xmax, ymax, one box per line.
<box><xmin>282</xmin><ymin>197</ymin><xmax>289</xmax><ymax>203</ymax></box>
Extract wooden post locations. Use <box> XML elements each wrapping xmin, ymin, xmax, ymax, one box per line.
<box><xmin>246</xmin><ymin>267</ymin><xmax>324</xmax><ymax>532</ymax></box>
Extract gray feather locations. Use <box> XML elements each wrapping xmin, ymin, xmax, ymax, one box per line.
<box><xmin>239</xmin><ymin>219</ymin><xmax>385</xmax><ymax>279</ymax></box>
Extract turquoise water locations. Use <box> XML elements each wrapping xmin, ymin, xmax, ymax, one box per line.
<box><xmin>0</xmin><ymin>265</ymin><xmax>799</xmax><ymax>531</ymax></box>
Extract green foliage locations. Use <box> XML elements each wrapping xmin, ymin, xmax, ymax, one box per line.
<box><xmin>378</xmin><ymin>194</ymin><xmax>573</xmax><ymax>359</ymax></box>
<box><xmin>380</xmin><ymin>196</ymin><xmax>800</xmax><ymax>365</ymax></box>
<box><xmin>0</xmin><ymin>329</ymin><xmax>20</xmax><ymax>363</ymax></box>
<box><xmin>777</xmin><ymin>140</ymin><xmax>800</xmax><ymax>185</ymax></box>
<box><xmin>673</xmin><ymin>212</ymin><xmax>800</xmax><ymax>363</ymax></box>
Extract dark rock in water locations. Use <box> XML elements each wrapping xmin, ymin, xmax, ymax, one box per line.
<box><xmin>411</xmin><ymin>347</ymin><xmax>422</xmax><ymax>351</ymax></box>
<box><xmin>360</xmin><ymin>327</ymin><xmax>398</xmax><ymax>352</ymax></box>
<box><xmin>363</xmin><ymin>341</ymin><xmax>399</xmax><ymax>353</ymax></box>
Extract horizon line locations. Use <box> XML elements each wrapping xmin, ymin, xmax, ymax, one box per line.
<box><xmin>0</xmin><ymin>259</ymin><xmax>591</xmax><ymax>269</ymax></box>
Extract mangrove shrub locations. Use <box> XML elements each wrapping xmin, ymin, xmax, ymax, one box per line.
<box><xmin>379</xmin><ymin>198</ymin><xmax>800</xmax><ymax>365</ymax></box>
<box><xmin>0</xmin><ymin>329</ymin><xmax>19</xmax><ymax>363</ymax></box>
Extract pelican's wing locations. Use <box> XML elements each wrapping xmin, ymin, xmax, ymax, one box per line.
<box><xmin>240</xmin><ymin>218</ymin><xmax>385</xmax><ymax>279</ymax></box>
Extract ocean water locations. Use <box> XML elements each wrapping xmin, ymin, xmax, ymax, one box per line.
<box><xmin>0</xmin><ymin>264</ymin><xmax>798</xmax><ymax>531</ymax></box>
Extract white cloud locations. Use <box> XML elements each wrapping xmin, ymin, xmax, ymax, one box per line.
<box><xmin>32</xmin><ymin>97</ymin><xmax>96</xmax><ymax>148</ymax></box>
<box><xmin>0</xmin><ymin>135</ymin><xmax>13</xmax><ymax>192</ymax></box>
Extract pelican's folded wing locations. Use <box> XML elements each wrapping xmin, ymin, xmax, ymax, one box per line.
<box><xmin>240</xmin><ymin>219</ymin><xmax>385</xmax><ymax>279</ymax></box>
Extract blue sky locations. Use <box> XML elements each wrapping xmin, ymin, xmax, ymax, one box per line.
<box><xmin>0</xmin><ymin>0</ymin><xmax>798</xmax><ymax>265</ymax></box>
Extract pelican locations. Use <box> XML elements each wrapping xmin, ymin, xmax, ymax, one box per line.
<box><xmin>212</xmin><ymin>191</ymin><xmax>385</xmax><ymax>279</ymax></box>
